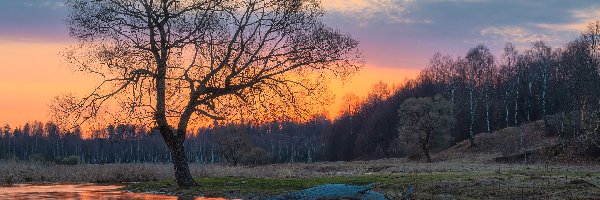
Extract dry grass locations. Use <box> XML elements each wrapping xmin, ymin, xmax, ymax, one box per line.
<box><xmin>3</xmin><ymin>159</ymin><xmax>600</xmax><ymax>199</ymax></box>
<box><xmin>206</xmin><ymin>160</ymin><xmax>600</xmax><ymax>199</ymax></box>
<box><xmin>149</xmin><ymin>160</ymin><xmax>600</xmax><ymax>199</ymax></box>
<box><xmin>0</xmin><ymin>159</ymin><xmax>446</xmax><ymax>184</ymax></box>
<box><xmin>0</xmin><ymin>161</ymin><xmax>174</xmax><ymax>184</ymax></box>
<box><xmin>3</xmin><ymin>118</ymin><xmax>599</xmax><ymax>198</ymax></box>
<box><xmin>2</xmin><ymin>158</ymin><xmax>599</xmax><ymax>184</ymax></box>
<box><xmin>437</xmin><ymin>120</ymin><xmax>559</xmax><ymax>162</ymax></box>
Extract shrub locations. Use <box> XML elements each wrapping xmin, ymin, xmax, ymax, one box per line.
<box><xmin>214</xmin><ymin>125</ymin><xmax>274</xmax><ymax>166</ymax></box>
<box><xmin>214</xmin><ymin>126</ymin><xmax>249</xmax><ymax>166</ymax></box>
<box><xmin>29</xmin><ymin>153</ymin><xmax>47</xmax><ymax>163</ymax></box>
<box><xmin>240</xmin><ymin>147</ymin><xmax>273</xmax><ymax>166</ymax></box>
<box><xmin>404</xmin><ymin>143</ymin><xmax>422</xmax><ymax>161</ymax></box>
<box><xmin>58</xmin><ymin>156</ymin><xmax>80</xmax><ymax>165</ymax></box>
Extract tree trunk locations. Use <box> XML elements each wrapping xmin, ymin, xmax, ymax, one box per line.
<box><xmin>422</xmin><ymin>132</ymin><xmax>432</xmax><ymax>163</ymax></box>
<box><xmin>168</xmin><ymin>139</ymin><xmax>197</xmax><ymax>187</ymax></box>
<box><xmin>527</xmin><ymin>82</ymin><xmax>532</xmax><ymax>122</ymax></box>
<box><xmin>504</xmin><ymin>84</ymin><xmax>510</xmax><ymax>128</ymax></box>
<box><xmin>515</xmin><ymin>72</ymin><xmax>520</xmax><ymax>126</ymax></box>
<box><xmin>469</xmin><ymin>83</ymin><xmax>476</xmax><ymax>147</ymax></box>
<box><xmin>159</xmin><ymin>124</ymin><xmax>197</xmax><ymax>187</ymax></box>
<box><xmin>422</xmin><ymin>142</ymin><xmax>432</xmax><ymax>163</ymax></box>
<box><xmin>485</xmin><ymin>88</ymin><xmax>491</xmax><ymax>133</ymax></box>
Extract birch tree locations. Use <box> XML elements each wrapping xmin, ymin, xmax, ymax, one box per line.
<box><xmin>501</xmin><ymin>43</ymin><xmax>518</xmax><ymax>128</ymax></box>
<box><xmin>465</xmin><ymin>45</ymin><xmax>493</xmax><ymax>145</ymax></box>
<box><xmin>531</xmin><ymin>41</ymin><xmax>552</xmax><ymax>119</ymax></box>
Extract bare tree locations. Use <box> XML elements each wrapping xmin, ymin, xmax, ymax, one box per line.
<box><xmin>398</xmin><ymin>95</ymin><xmax>454</xmax><ymax>162</ymax></box>
<box><xmin>465</xmin><ymin>44</ymin><xmax>493</xmax><ymax>145</ymax></box>
<box><xmin>48</xmin><ymin>94</ymin><xmax>81</xmax><ymax>132</ymax></box>
<box><xmin>214</xmin><ymin>125</ymin><xmax>248</xmax><ymax>166</ymax></box>
<box><xmin>339</xmin><ymin>93</ymin><xmax>362</xmax><ymax>116</ymax></box>
<box><xmin>529</xmin><ymin>41</ymin><xmax>552</xmax><ymax>120</ymax></box>
<box><xmin>64</xmin><ymin>0</ymin><xmax>361</xmax><ymax>187</ymax></box>
<box><xmin>500</xmin><ymin>43</ymin><xmax>518</xmax><ymax>128</ymax></box>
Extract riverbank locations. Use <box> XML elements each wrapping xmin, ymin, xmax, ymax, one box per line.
<box><xmin>3</xmin><ymin>159</ymin><xmax>599</xmax><ymax>199</ymax></box>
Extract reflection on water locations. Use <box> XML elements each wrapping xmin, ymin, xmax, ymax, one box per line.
<box><xmin>0</xmin><ymin>184</ymin><xmax>229</xmax><ymax>200</ymax></box>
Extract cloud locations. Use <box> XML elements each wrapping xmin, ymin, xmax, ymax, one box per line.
<box><xmin>480</xmin><ymin>26</ymin><xmax>555</xmax><ymax>45</ymax></box>
<box><xmin>536</xmin><ymin>7</ymin><xmax>600</xmax><ymax>32</ymax></box>
<box><xmin>23</xmin><ymin>0</ymin><xmax>65</xmax><ymax>9</ymax></box>
<box><xmin>321</xmin><ymin>0</ymin><xmax>429</xmax><ymax>25</ymax></box>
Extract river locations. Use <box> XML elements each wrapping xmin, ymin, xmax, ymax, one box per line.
<box><xmin>0</xmin><ymin>184</ymin><xmax>229</xmax><ymax>199</ymax></box>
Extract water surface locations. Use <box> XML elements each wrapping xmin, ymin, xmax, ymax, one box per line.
<box><xmin>0</xmin><ymin>184</ymin><xmax>228</xmax><ymax>200</ymax></box>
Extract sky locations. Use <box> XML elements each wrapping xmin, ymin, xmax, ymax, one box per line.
<box><xmin>1</xmin><ymin>0</ymin><xmax>599</xmax><ymax>126</ymax></box>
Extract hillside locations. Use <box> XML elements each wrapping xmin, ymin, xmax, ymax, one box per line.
<box><xmin>435</xmin><ymin>119</ymin><xmax>586</xmax><ymax>164</ymax></box>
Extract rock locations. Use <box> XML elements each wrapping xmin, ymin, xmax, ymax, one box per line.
<box><xmin>568</xmin><ymin>179</ymin><xmax>596</xmax><ymax>188</ymax></box>
<box><xmin>402</xmin><ymin>184</ymin><xmax>414</xmax><ymax>200</ymax></box>
<box><xmin>263</xmin><ymin>183</ymin><xmax>387</xmax><ymax>200</ymax></box>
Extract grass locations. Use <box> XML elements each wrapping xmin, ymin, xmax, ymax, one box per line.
<box><xmin>4</xmin><ymin>119</ymin><xmax>598</xmax><ymax>198</ymax></box>
<box><xmin>125</xmin><ymin>176</ymin><xmax>391</xmax><ymax>198</ymax></box>
<box><xmin>124</xmin><ymin>163</ymin><xmax>600</xmax><ymax>199</ymax></box>
<box><xmin>2</xmin><ymin>159</ymin><xmax>600</xmax><ymax>199</ymax></box>
<box><xmin>0</xmin><ymin>161</ymin><xmax>174</xmax><ymax>184</ymax></box>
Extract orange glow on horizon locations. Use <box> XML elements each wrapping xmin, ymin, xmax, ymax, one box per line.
<box><xmin>0</xmin><ymin>41</ymin><xmax>420</xmax><ymax>128</ymax></box>
<box><xmin>327</xmin><ymin>65</ymin><xmax>420</xmax><ymax>118</ymax></box>
<box><xmin>0</xmin><ymin>41</ymin><xmax>102</xmax><ymax>127</ymax></box>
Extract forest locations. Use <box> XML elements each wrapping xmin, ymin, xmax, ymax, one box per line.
<box><xmin>3</xmin><ymin>21</ymin><xmax>600</xmax><ymax>166</ymax></box>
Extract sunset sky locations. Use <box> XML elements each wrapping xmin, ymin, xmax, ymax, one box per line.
<box><xmin>1</xmin><ymin>0</ymin><xmax>599</xmax><ymax>126</ymax></box>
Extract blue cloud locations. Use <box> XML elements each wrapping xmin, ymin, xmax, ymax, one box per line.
<box><xmin>325</xmin><ymin>0</ymin><xmax>600</xmax><ymax>68</ymax></box>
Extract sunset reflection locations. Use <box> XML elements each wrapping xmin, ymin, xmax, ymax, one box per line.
<box><xmin>0</xmin><ymin>184</ymin><xmax>232</xmax><ymax>200</ymax></box>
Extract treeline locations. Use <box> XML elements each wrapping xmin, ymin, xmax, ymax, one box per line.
<box><xmin>0</xmin><ymin>120</ymin><xmax>327</xmax><ymax>165</ymax></box>
<box><xmin>327</xmin><ymin>22</ymin><xmax>600</xmax><ymax>160</ymax></box>
<box><xmin>0</xmin><ymin>122</ymin><xmax>169</xmax><ymax>164</ymax></box>
<box><xmin>3</xmin><ymin>22</ymin><xmax>600</xmax><ymax>164</ymax></box>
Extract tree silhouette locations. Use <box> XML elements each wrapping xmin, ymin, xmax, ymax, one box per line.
<box><xmin>64</xmin><ymin>0</ymin><xmax>361</xmax><ymax>187</ymax></box>
<box><xmin>397</xmin><ymin>95</ymin><xmax>454</xmax><ymax>162</ymax></box>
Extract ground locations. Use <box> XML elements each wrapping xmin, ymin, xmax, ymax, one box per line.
<box><xmin>2</xmin><ymin>120</ymin><xmax>600</xmax><ymax>199</ymax></box>
<box><xmin>120</xmin><ymin>160</ymin><xmax>600</xmax><ymax>199</ymax></box>
<box><xmin>3</xmin><ymin>159</ymin><xmax>599</xmax><ymax>199</ymax></box>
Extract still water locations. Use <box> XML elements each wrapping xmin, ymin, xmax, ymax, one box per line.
<box><xmin>0</xmin><ymin>184</ymin><xmax>229</xmax><ymax>200</ymax></box>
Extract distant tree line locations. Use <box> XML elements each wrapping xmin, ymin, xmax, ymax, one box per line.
<box><xmin>0</xmin><ymin>119</ymin><xmax>327</xmax><ymax>165</ymax></box>
<box><xmin>3</xmin><ymin>22</ymin><xmax>600</xmax><ymax>164</ymax></box>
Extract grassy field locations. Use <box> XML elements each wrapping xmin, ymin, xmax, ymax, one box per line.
<box><xmin>123</xmin><ymin>161</ymin><xmax>600</xmax><ymax>199</ymax></box>
<box><xmin>2</xmin><ymin>159</ymin><xmax>599</xmax><ymax>199</ymax></box>
<box><xmin>2</xmin><ymin>120</ymin><xmax>596</xmax><ymax>199</ymax></box>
